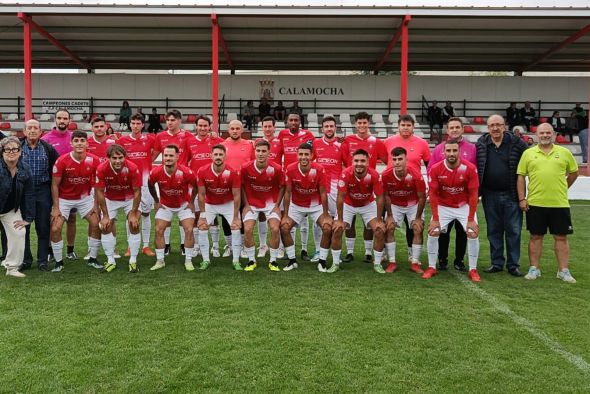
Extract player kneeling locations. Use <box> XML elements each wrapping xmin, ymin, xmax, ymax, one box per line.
<box><xmin>95</xmin><ymin>144</ymin><xmax>142</xmax><ymax>273</ymax></box>
<box><xmin>381</xmin><ymin>147</ymin><xmax>426</xmax><ymax>274</ymax></box>
<box><xmin>328</xmin><ymin>149</ymin><xmax>386</xmax><ymax>274</ymax></box>
<box><xmin>425</xmin><ymin>139</ymin><xmax>481</xmax><ymax>282</ymax></box>
<box><xmin>281</xmin><ymin>143</ymin><xmax>333</xmax><ymax>272</ymax></box>
<box><xmin>242</xmin><ymin>140</ymin><xmax>285</xmax><ymax>271</ymax></box>
<box><xmin>148</xmin><ymin>145</ymin><xmax>198</xmax><ymax>271</ymax></box>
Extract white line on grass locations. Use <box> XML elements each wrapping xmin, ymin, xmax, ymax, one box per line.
<box><xmin>452</xmin><ymin>271</ymin><xmax>590</xmax><ymax>376</ymax></box>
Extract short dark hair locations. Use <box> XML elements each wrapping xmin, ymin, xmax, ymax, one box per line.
<box><xmin>107</xmin><ymin>144</ymin><xmax>126</xmax><ymax>157</ymax></box>
<box><xmin>261</xmin><ymin>116</ymin><xmax>275</xmax><ymax>125</ymax></box>
<box><xmin>352</xmin><ymin>149</ymin><xmax>369</xmax><ymax>158</ymax></box>
<box><xmin>391</xmin><ymin>147</ymin><xmax>407</xmax><ymax>157</ymax></box>
<box><xmin>255</xmin><ymin>139</ymin><xmax>270</xmax><ymax>149</ymax></box>
<box><xmin>354</xmin><ymin>112</ymin><xmax>370</xmax><ymax>122</ymax></box>
<box><xmin>195</xmin><ymin>115</ymin><xmax>211</xmax><ymax>126</ymax></box>
<box><xmin>322</xmin><ymin>116</ymin><xmax>337</xmax><ymax>126</ymax></box>
<box><xmin>91</xmin><ymin>116</ymin><xmax>105</xmax><ymax>125</ymax></box>
<box><xmin>298</xmin><ymin>143</ymin><xmax>312</xmax><ymax>152</ymax></box>
<box><xmin>445</xmin><ymin>138</ymin><xmax>460</xmax><ymax>147</ymax></box>
<box><xmin>71</xmin><ymin>130</ymin><xmax>87</xmax><ymax>140</ymax></box>
<box><xmin>130</xmin><ymin>113</ymin><xmax>144</xmax><ymax>123</ymax></box>
<box><xmin>166</xmin><ymin>109</ymin><xmax>182</xmax><ymax>120</ymax></box>
<box><xmin>212</xmin><ymin>144</ymin><xmax>226</xmax><ymax>153</ymax></box>
<box><xmin>447</xmin><ymin>117</ymin><xmax>463</xmax><ymax>126</ymax></box>
<box><xmin>163</xmin><ymin>144</ymin><xmax>179</xmax><ymax>154</ymax></box>
<box><xmin>288</xmin><ymin>113</ymin><xmax>301</xmax><ymax>120</ymax></box>
<box><xmin>55</xmin><ymin>108</ymin><xmax>70</xmax><ymax>118</ymax></box>
<box><xmin>398</xmin><ymin>114</ymin><xmax>415</xmax><ymax>125</ymax></box>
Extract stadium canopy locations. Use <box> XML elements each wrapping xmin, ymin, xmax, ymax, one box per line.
<box><xmin>1</xmin><ymin>1</ymin><xmax>590</xmax><ymax>130</ymax></box>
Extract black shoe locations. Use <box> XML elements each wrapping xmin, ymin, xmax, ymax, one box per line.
<box><xmin>363</xmin><ymin>254</ymin><xmax>373</xmax><ymax>264</ymax></box>
<box><xmin>342</xmin><ymin>253</ymin><xmax>354</xmax><ymax>263</ymax></box>
<box><xmin>87</xmin><ymin>257</ymin><xmax>104</xmax><ymax>270</ymax></box>
<box><xmin>38</xmin><ymin>264</ymin><xmax>49</xmax><ymax>272</ymax></box>
<box><xmin>164</xmin><ymin>244</ymin><xmax>171</xmax><ymax>256</ymax></box>
<box><xmin>301</xmin><ymin>250</ymin><xmax>310</xmax><ymax>261</ymax></box>
<box><xmin>453</xmin><ymin>261</ymin><xmax>466</xmax><ymax>272</ymax></box>
<box><xmin>484</xmin><ymin>265</ymin><xmax>503</xmax><ymax>273</ymax></box>
<box><xmin>438</xmin><ymin>260</ymin><xmax>448</xmax><ymax>271</ymax></box>
<box><xmin>508</xmin><ymin>267</ymin><xmax>523</xmax><ymax>277</ymax></box>
<box><xmin>19</xmin><ymin>263</ymin><xmax>32</xmax><ymax>272</ymax></box>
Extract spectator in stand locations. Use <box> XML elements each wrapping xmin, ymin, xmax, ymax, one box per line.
<box><xmin>564</xmin><ymin>111</ymin><xmax>580</xmax><ymax>143</ymax></box>
<box><xmin>427</xmin><ymin>100</ymin><xmax>443</xmax><ymax>143</ymax></box>
<box><xmin>289</xmin><ymin>100</ymin><xmax>304</xmax><ymax>128</ymax></box>
<box><xmin>442</xmin><ymin>101</ymin><xmax>455</xmax><ymax>123</ymax></box>
<box><xmin>548</xmin><ymin>111</ymin><xmax>566</xmax><ymax>140</ymax></box>
<box><xmin>506</xmin><ymin>102</ymin><xmax>520</xmax><ymax>130</ymax></box>
<box><xmin>273</xmin><ymin>100</ymin><xmax>287</xmax><ymax>121</ymax></box>
<box><xmin>242</xmin><ymin>100</ymin><xmax>255</xmax><ymax>131</ymax></box>
<box><xmin>258</xmin><ymin>98</ymin><xmax>272</xmax><ymax>122</ymax></box>
<box><xmin>573</xmin><ymin>103</ymin><xmax>587</xmax><ymax>126</ymax></box>
<box><xmin>512</xmin><ymin>126</ymin><xmax>534</xmax><ymax>146</ymax></box>
<box><xmin>520</xmin><ymin>101</ymin><xmax>537</xmax><ymax>131</ymax></box>
<box><xmin>579</xmin><ymin>127</ymin><xmax>588</xmax><ymax>164</ymax></box>
<box><xmin>147</xmin><ymin>108</ymin><xmax>163</xmax><ymax>133</ymax></box>
<box><xmin>119</xmin><ymin>100</ymin><xmax>132</xmax><ymax>131</ymax></box>
<box><xmin>136</xmin><ymin>107</ymin><xmax>146</xmax><ymax>123</ymax></box>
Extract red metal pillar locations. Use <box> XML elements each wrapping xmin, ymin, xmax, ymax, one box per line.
<box><xmin>23</xmin><ymin>14</ymin><xmax>33</xmax><ymax>120</ymax></box>
<box><xmin>211</xmin><ymin>14</ymin><xmax>219</xmax><ymax>134</ymax></box>
<box><xmin>400</xmin><ymin>15</ymin><xmax>411</xmax><ymax>115</ymax></box>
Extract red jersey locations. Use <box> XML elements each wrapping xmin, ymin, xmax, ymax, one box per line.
<box><xmin>341</xmin><ymin>134</ymin><xmax>388</xmax><ymax>169</ymax></box>
<box><xmin>222</xmin><ymin>138</ymin><xmax>255</xmax><ymax>171</ymax></box>
<box><xmin>338</xmin><ymin>166</ymin><xmax>383</xmax><ymax>207</ymax></box>
<box><xmin>312</xmin><ymin>137</ymin><xmax>343</xmax><ymax>193</ymax></box>
<box><xmin>277</xmin><ymin>129</ymin><xmax>315</xmax><ymax>169</ymax></box>
<box><xmin>117</xmin><ymin>133</ymin><xmax>156</xmax><ymax>186</ymax></box>
<box><xmin>95</xmin><ymin>159</ymin><xmax>142</xmax><ymax>201</ymax></box>
<box><xmin>154</xmin><ymin>130</ymin><xmax>196</xmax><ymax>166</ymax></box>
<box><xmin>241</xmin><ymin>161</ymin><xmax>284</xmax><ymax>208</ymax></box>
<box><xmin>381</xmin><ymin>166</ymin><xmax>426</xmax><ymax>207</ymax></box>
<box><xmin>86</xmin><ymin>135</ymin><xmax>116</xmax><ymax>163</ymax></box>
<box><xmin>428</xmin><ymin>160</ymin><xmax>479</xmax><ymax>208</ymax></box>
<box><xmin>53</xmin><ymin>152</ymin><xmax>101</xmax><ymax>200</ymax></box>
<box><xmin>148</xmin><ymin>164</ymin><xmax>195</xmax><ymax>208</ymax></box>
<box><xmin>189</xmin><ymin>135</ymin><xmax>224</xmax><ymax>174</ymax></box>
<box><xmin>285</xmin><ymin>162</ymin><xmax>326</xmax><ymax>208</ymax></box>
<box><xmin>197</xmin><ymin>164</ymin><xmax>241</xmax><ymax>205</ymax></box>
<box><xmin>256</xmin><ymin>136</ymin><xmax>283</xmax><ymax>166</ymax></box>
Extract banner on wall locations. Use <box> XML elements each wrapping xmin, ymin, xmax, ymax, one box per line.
<box><xmin>42</xmin><ymin>99</ymin><xmax>89</xmax><ymax>113</ymax></box>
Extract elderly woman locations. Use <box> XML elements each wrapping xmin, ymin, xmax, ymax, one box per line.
<box><xmin>0</xmin><ymin>137</ymin><xmax>35</xmax><ymax>278</ymax></box>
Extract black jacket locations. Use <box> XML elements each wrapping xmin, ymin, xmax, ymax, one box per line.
<box><xmin>475</xmin><ymin>132</ymin><xmax>528</xmax><ymax>201</ymax></box>
<box><xmin>20</xmin><ymin>138</ymin><xmax>59</xmax><ymax>181</ymax></box>
<box><xmin>0</xmin><ymin>159</ymin><xmax>35</xmax><ymax>222</ymax></box>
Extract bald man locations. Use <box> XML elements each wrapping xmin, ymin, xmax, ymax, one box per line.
<box><xmin>475</xmin><ymin>115</ymin><xmax>528</xmax><ymax>277</ymax></box>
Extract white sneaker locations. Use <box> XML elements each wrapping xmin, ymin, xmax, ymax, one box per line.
<box><xmin>114</xmin><ymin>253</ymin><xmax>121</xmax><ymax>259</ymax></box>
<box><xmin>150</xmin><ymin>260</ymin><xmax>165</xmax><ymax>271</ymax></box>
<box><xmin>83</xmin><ymin>251</ymin><xmax>91</xmax><ymax>261</ymax></box>
<box><xmin>222</xmin><ymin>245</ymin><xmax>231</xmax><ymax>258</ymax></box>
<box><xmin>211</xmin><ymin>246</ymin><xmax>220</xmax><ymax>258</ymax></box>
<box><xmin>6</xmin><ymin>269</ymin><xmax>25</xmax><ymax>278</ymax></box>
<box><xmin>317</xmin><ymin>263</ymin><xmax>327</xmax><ymax>273</ymax></box>
<box><xmin>557</xmin><ymin>268</ymin><xmax>576</xmax><ymax>283</ymax></box>
<box><xmin>283</xmin><ymin>262</ymin><xmax>298</xmax><ymax>271</ymax></box>
<box><xmin>310</xmin><ymin>251</ymin><xmax>320</xmax><ymax>262</ymax></box>
<box><xmin>277</xmin><ymin>246</ymin><xmax>285</xmax><ymax>259</ymax></box>
<box><xmin>184</xmin><ymin>261</ymin><xmax>195</xmax><ymax>271</ymax></box>
<box><xmin>524</xmin><ymin>266</ymin><xmax>541</xmax><ymax>280</ymax></box>
<box><xmin>193</xmin><ymin>248</ymin><xmax>201</xmax><ymax>258</ymax></box>
<box><xmin>240</xmin><ymin>247</ymin><xmax>248</xmax><ymax>259</ymax></box>
<box><xmin>257</xmin><ymin>245</ymin><xmax>269</xmax><ymax>258</ymax></box>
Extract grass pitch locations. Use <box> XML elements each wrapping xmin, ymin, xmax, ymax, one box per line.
<box><xmin>1</xmin><ymin>202</ymin><xmax>589</xmax><ymax>392</ymax></box>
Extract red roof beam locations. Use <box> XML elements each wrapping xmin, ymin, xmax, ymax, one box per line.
<box><xmin>211</xmin><ymin>14</ymin><xmax>235</xmax><ymax>71</ymax></box>
<box><xmin>374</xmin><ymin>15</ymin><xmax>411</xmax><ymax>73</ymax></box>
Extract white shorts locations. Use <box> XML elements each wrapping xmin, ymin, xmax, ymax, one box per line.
<box><xmin>390</xmin><ymin>203</ymin><xmax>423</xmax><ymax>227</ymax></box>
<box><xmin>59</xmin><ymin>195</ymin><xmax>94</xmax><ymax>220</ymax></box>
<box><xmin>343</xmin><ymin>201</ymin><xmax>377</xmax><ymax>229</ymax></box>
<box><xmin>433</xmin><ymin>205</ymin><xmax>478</xmax><ymax>234</ymax></box>
<box><xmin>287</xmin><ymin>203</ymin><xmax>323</xmax><ymax>226</ymax></box>
<box><xmin>204</xmin><ymin>201</ymin><xmax>236</xmax><ymax>225</ymax></box>
<box><xmin>106</xmin><ymin>198</ymin><xmax>134</xmax><ymax>220</ymax></box>
<box><xmin>155</xmin><ymin>202</ymin><xmax>193</xmax><ymax>222</ymax></box>
<box><xmin>140</xmin><ymin>186</ymin><xmax>154</xmax><ymax>213</ymax></box>
<box><xmin>243</xmin><ymin>204</ymin><xmax>281</xmax><ymax>222</ymax></box>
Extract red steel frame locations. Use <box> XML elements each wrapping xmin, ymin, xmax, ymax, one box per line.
<box><xmin>22</xmin><ymin>15</ymin><xmax>32</xmax><ymax>120</ymax></box>
<box><xmin>211</xmin><ymin>13</ymin><xmax>220</xmax><ymax>134</ymax></box>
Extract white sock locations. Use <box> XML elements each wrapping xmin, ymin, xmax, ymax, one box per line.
<box><xmin>101</xmin><ymin>232</ymin><xmax>116</xmax><ymax>264</ymax></box>
<box><xmin>245</xmin><ymin>246</ymin><xmax>256</xmax><ymax>262</ymax></box>
<box><xmin>285</xmin><ymin>245</ymin><xmax>296</xmax><ymax>260</ymax></box>
<box><xmin>290</xmin><ymin>228</ymin><xmax>296</xmax><ymax>246</ymax></box>
<box><xmin>467</xmin><ymin>237</ymin><xmax>480</xmax><ymax>270</ymax></box>
<box><xmin>331</xmin><ymin>249</ymin><xmax>341</xmax><ymax>265</ymax></box>
<box><xmin>427</xmin><ymin>235</ymin><xmax>439</xmax><ymax>268</ymax></box>
<box><xmin>164</xmin><ymin>227</ymin><xmax>170</xmax><ymax>244</ymax></box>
<box><xmin>269</xmin><ymin>248</ymin><xmax>278</xmax><ymax>263</ymax></box>
<box><xmin>192</xmin><ymin>228</ymin><xmax>200</xmax><ymax>252</ymax></box>
<box><xmin>224</xmin><ymin>235</ymin><xmax>232</xmax><ymax>248</ymax></box>
<box><xmin>179</xmin><ymin>225</ymin><xmax>185</xmax><ymax>245</ymax></box>
<box><xmin>184</xmin><ymin>248</ymin><xmax>193</xmax><ymax>263</ymax></box>
<box><xmin>210</xmin><ymin>225</ymin><xmax>220</xmax><ymax>248</ymax></box>
<box><xmin>313</xmin><ymin>223</ymin><xmax>322</xmax><ymax>253</ymax></box>
<box><xmin>374</xmin><ymin>250</ymin><xmax>384</xmax><ymax>265</ymax></box>
<box><xmin>345</xmin><ymin>237</ymin><xmax>355</xmax><ymax>255</ymax></box>
<box><xmin>319</xmin><ymin>247</ymin><xmax>329</xmax><ymax>261</ymax></box>
<box><xmin>386</xmin><ymin>242</ymin><xmax>396</xmax><ymax>263</ymax></box>
<box><xmin>199</xmin><ymin>230</ymin><xmax>210</xmax><ymax>262</ymax></box>
<box><xmin>128</xmin><ymin>233</ymin><xmax>141</xmax><ymax>263</ymax></box>
<box><xmin>89</xmin><ymin>237</ymin><xmax>101</xmax><ymax>259</ymax></box>
<box><xmin>141</xmin><ymin>215</ymin><xmax>151</xmax><ymax>247</ymax></box>
<box><xmin>411</xmin><ymin>244</ymin><xmax>423</xmax><ymax>263</ymax></box>
<box><xmin>258</xmin><ymin>221</ymin><xmax>267</xmax><ymax>248</ymax></box>
<box><xmin>156</xmin><ymin>248</ymin><xmax>165</xmax><ymax>261</ymax></box>
<box><xmin>364</xmin><ymin>240</ymin><xmax>373</xmax><ymax>255</ymax></box>
<box><xmin>231</xmin><ymin>230</ymin><xmax>242</xmax><ymax>263</ymax></box>
<box><xmin>51</xmin><ymin>240</ymin><xmax>64</xmax><ymax>262</ymax></box>
<box><xmin>300</xmin><ymin>219</ymin><xmax>309</xmax><ymax>251</ymax></box>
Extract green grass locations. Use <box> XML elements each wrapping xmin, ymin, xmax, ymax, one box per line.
<box><xmin>1</xmin><ymin>202</ymin><xmax>590</xmax><ymax>392</ymax></box>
